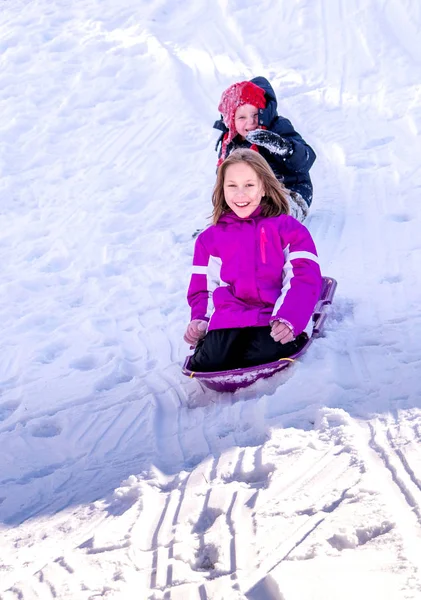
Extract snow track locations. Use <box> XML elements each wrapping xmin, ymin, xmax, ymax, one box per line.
<box><xmin>366</xmin><ymin>416</ymin><xmax>421</xmax><ymax>538</ymax></box>
<box><xmin>4</xmin><ymin>410</ymin><xmax>421</xmax><ymax>597</ymax></box>
<box><xmin>1</xmin><ymin>0</ymin><xmax>421</xmax><ymax>597</ymax></box>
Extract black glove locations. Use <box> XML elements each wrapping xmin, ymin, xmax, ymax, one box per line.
<box><xmin>246</xmin><ymin>129</ymin><xmax>293</xmax><ymax>157</ymax></box>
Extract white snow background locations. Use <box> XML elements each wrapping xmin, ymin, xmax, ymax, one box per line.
<box><xmin>1</xmin><ymin>0</ymin><xmax>421</xmax><ymax>598</ymax></box>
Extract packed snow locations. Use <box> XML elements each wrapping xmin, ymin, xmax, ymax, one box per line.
<box><xmin>1</xmin><ymin>0</ymin><xmax>421</xmax><ymax>598</ymax></box>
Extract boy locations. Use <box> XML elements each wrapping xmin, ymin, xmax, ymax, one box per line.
<box><xmin>214</xmin><ymin>76</ymin><xmax>316</xmax><ymax>222</ymax></box>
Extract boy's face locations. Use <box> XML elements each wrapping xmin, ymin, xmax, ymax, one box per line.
<box><xmin>234</xmin><ymin>104</ymin><xmax>259</xmax><ymax>139</ymax></box>
<box><xmin>223</xmin><ymin>162</ymin><xmax>265</xmax><ymax>218</ymax></box>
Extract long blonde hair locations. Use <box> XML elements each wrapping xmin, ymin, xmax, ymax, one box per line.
<box><xmin>212</xmin><ymin>149</ymin><xmax>290</xmax><ymax>224</ymax></box>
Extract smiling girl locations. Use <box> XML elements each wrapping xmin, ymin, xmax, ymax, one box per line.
<box><xmin>184</xmin><ymin>149</ymin><xmax>322</xmax><ymax>372</ymax></box>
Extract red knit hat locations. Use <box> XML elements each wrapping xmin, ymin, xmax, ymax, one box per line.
<box><xmin>217</xmin><ymin>81</ymin><xmax>266</xmax><ymax>165</ymax></box>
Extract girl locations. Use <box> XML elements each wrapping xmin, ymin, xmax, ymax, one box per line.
<box><xmin>184</xmin><ymin>149</ymin><xmax>322</xmax><ymax>373</ymax></box>
<box><xmin>213</xmin><ymin>76</ymin><xmax>316</xmax><ymax>222</ymax></box>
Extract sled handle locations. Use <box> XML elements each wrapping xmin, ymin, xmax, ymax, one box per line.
<box><xmin>312</xmin><ymin>313</ymin><xmax>327</xmax><ymax>337</ymax></box>
<box><xmin>321</xmin><ymin>277</ymin><xmax>337</xmax><ymax>304</ymax></box>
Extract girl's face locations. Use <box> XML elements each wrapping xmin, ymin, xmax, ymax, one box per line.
<box><xmin>234</xmin><ymin>104</ymin><xmax>259</xmax><ymax>138</ymax></box>
<box><xmin>223</xmin><ymin>162</ymin><xmax>265</xmax><ymax>218</ymax></box>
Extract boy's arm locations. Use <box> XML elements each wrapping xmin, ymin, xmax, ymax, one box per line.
<box><xmin>271</xmin><ymin>117</ymin><xmax>316</xmax><ymax>173</ymax></box>
<box><xmin>247</xmin><ymin>119</ymin><xmax>316</xmax><ymax>174</ymax></box>
<box><xmin>271</xmin><ymin>218</ymin><xmax>322</xmax><ymax>335</ymax></box>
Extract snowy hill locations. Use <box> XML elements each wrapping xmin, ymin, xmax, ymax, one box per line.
<box><xmin>1</xmin><ymin>0</ymin><xmax>421</xmax><ymax>598</ymax></box>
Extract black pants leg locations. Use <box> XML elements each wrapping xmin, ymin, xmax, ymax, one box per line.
<box><xmin>188</xmin><ymin>327</ymin><xmax>308</xmax><ymax>372</ymax></box>
<box><xmin>189</xmin><ymin>328</ymin><xmax>247</xmax><ymax>372</ymax></box>
<box><xmin>242</xmin><ymin>327</ymin><xmax>308</xmax><ymax>368</ymax></box>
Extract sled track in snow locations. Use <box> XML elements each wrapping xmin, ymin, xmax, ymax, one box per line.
<box><xmin>366</xmin><ymin>417</ymin><xmax>421</xmax><ymax>526</ymax></box>
<box><xmin>129</xmin><ymin>436</ymin><xmax>360</xmax><ymax>598</ymax></box>
<box><xmin>357</xmin><ymin>416</ymin><xmax>421</xmax><ymax>586</ymax></box>
<box><xmin>1</xmin><ymin>428</ymin><xmax>361</xmax><ymax>598</ymax></box>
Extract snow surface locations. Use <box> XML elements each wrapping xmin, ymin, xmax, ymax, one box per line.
<box><xmin>1</xmin><ymin>0</ymin><xmax>421</xmax><ymax>598</ymax></box>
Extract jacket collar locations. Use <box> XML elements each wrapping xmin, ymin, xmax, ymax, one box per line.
<box><xmin>218</xmin><ymin>205</ymin><xmax>263</xmax><ymax>224</ymax></box>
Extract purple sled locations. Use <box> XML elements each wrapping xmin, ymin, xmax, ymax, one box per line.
<box><xmin>182</xmin><ymin>276</ymin><xmax>337</xmax><ymax>393</ymax></box>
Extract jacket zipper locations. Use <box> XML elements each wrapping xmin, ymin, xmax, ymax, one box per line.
<box><xmin>260</xmin><ymin>226</ymin><xmax>267</xmax><ymax>264</ymax></box>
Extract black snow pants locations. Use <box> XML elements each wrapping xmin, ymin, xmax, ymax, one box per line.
<box><xmin>189</xmin><ymin>326</ymin><xmax>308</xmax><ymax>372</ymax></box>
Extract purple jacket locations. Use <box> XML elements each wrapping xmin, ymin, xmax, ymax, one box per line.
<box><xmin>187</xmin><ymin>208</ymin><xmax>322</xmax><ymax>335</ymax></box>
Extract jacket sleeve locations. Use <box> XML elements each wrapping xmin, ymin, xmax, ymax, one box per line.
<box><xmin>271</xmin><ymin>117</ymin><xmax>316</xmax><ymax>174</ymax></box>
<box><xmin>213</xmin><ymin>119</ymin><xmax>228</xmax><ymax>156</ymax></box>
<box><xmin>271</xmin><ymin>217</ymin><xmax>322</xmax><ymax>335</ymax></box>
<box><xmin>187</xmin><ymin>235</ymin><xmax>212</xmax><ymax>323</ymax></box>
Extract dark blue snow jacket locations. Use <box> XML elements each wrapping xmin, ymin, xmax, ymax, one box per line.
<box><xmin>213</xmin><ymin>76</ymin><xmax>316</xmax><ymax>207</ymax></box>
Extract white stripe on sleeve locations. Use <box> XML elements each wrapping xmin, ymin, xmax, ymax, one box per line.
<box><xmin>206</xmin><ymin>255</ymin><xmax>229</xmax><ymax>319</ymax></box>
<box><xmin>288</xmin><ymin>251</ymin><xmax>319</xmax><ymax>264</ymax></box>
<box><xmin>272</xmin><ymin>244</ymin><xmax>293</xmax><ymax>316</ymax></box>
<box><xmin>192</xmin><ymin>256</ymin><xmax>229</xmax><ymax>320</ymax></box>
<box><xmin>192</xmin><ymin>265</ymin><xmax>208</xmax><ymax>275</ymax></box>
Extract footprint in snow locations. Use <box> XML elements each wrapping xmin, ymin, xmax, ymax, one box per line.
<box><xmin>223</xmin><ymin>463</ymin><xmax>275</xmax><ymax>489</ymax></box>
<box><xmin>0</xmin><ymin>400</ymin><xmax>20</xmax><ymax>422</ymax></box>
<box><xmin>36</xmin><ymin>341</ymin><xmax>68</xmax><ymax>364</ymax></box>
<box><xmin>327</xmin><ymin>521</ymin><xmax>394</xmax><ymax>550</ymax></box>
<box><xmin>69</xmin><ymin>355</ymin><xmax>97</xmax><ymax>371</ymax></box>
<box><xmin>387</xmin><ymin>212</ymin><xmax>412</xmax><ymax>223</ymax></box>
<box><xmin>192</xmin><ymin>542</ymin><xmax>219</xmax><ymax>572</ymax></box>
<box><xmin>380</xmin><ymin>274</ymin><xmax>402</xmax><ymax>284</ymax></box>
<box><xmin>192</xmin><ymin>507</ymin><xmax>223</xmax><ymax>534</ymax></box>
<box><xmin>364</xmin><ymin>136</ymin><xmax>394</xmax><ymax>149</ymax></box>
<box><xmin>30</xmin><ymin>421</ymin><xmax>62</xmax><ymax>438</ymax></box>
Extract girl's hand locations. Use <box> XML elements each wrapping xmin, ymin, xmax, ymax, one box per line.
<box><xmin>184</xmin><ymin>320</ymin><xmax>208</xmax><ymax>345</ymax></box>
<box><xmin>270</xmin><ymin>320</ymin><xmax>294</xmax><ymax>344</ymax></box>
